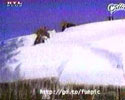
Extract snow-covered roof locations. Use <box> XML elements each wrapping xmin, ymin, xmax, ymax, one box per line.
<box><xmin>0</xmin><ymin>19</ymin><xmax>125</xmax><ymax>87</ymax></box>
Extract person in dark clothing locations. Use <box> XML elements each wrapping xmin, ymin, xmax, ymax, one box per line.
<box><xmin>34</xmin><ymin>27</ymin><xmax>50</xmax><ymax>45</ymax></box>
<box><xmin>61</xmin><ymin>22</ymin><xmax>76</xmax><ymax>32</ymax></box>
<box><xmin>108</xmin><ymin>15</ymin><xmax>114</xmax><ymax>20</ymax></box>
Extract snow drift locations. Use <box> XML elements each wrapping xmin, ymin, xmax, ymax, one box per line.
<box><xmin>0</xmin><ymin>19</ymin><xmax>125</xmax><ymax>87</ymax></box>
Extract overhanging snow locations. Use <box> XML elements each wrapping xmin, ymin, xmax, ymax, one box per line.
<box><xmin>0</xmin><ymin>19</ymin><xmax>125</xmax><ymax>86</ymax></box>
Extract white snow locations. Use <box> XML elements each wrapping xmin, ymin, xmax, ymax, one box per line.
<box><xmin>0</xmin><ymin>19</ymin><xmax>125</xmax><ymax>87</ymax></box>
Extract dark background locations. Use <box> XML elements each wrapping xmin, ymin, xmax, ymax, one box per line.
<box><xmin>0</xmin><ymin>0</ymin><xmax>125</xmax><ymax>41</ymax></box>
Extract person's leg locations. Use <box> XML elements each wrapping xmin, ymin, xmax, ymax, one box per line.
<box><xmin>34</xmin><ymin>36</ymin><xmax>41</xmax><ymax>45</ymax></box>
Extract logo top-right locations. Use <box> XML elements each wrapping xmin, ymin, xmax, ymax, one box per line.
<box><xmin>108</xmin><ymin>3</ymin><xmax>125</xmax><ymax>14</ymax></box>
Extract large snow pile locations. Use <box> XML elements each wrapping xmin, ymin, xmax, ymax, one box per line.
<box><xmin>0</xmin><ymin>19</ymin><xmax>125</xmax><ymax>86</ymax></box>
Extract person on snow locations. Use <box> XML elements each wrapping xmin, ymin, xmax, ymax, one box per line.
<box><xmin>34</xmin><ymin>27</ymin><xmax>50</xmax><ymax>45</ymax></box>
<box><xmin>61</xmin><ymin>21</ymin><xmax>76</xmax><ymax>32</ymax></box>
<box><xmin>108</xmin><ymin>15</ymin><xmax>114</xmax><ymax>20</ymax></box>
